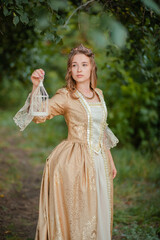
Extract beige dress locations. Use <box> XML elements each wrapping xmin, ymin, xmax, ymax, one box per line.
<box><xmin>13</xmin><ymin>87</ymin><xmax>119</xmax><ymax>240</ymax></box>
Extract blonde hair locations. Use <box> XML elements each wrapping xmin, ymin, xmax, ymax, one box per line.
<box><xmin>63</xmin><ymin>44</ymin><xmax>97</xmax><ymax>99</ymax></box>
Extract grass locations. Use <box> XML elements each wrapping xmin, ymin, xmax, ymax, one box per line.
<box><xmin>0</xmin><ymin>109</ymin><xmax>159</xmax><ymax>239</ymax></box>
<box><xmin>112</xmin><ymin>148</ymin><xmax>160</xmax><ymax>239</ymax></box>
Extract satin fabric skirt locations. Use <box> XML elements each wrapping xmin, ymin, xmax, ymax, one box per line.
<box><xmin>35</xmin><ymin>139</ymin><xmax>112</xmax><ymax>240</ymax></box>
<box><xmin>93</xmin><ymin>150</ymin><xmax>111</xmax><ymax>240</ymax></box>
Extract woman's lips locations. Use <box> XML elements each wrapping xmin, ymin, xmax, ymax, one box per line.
<box><xmin>77</xmin><ymin>75</ymin><xmax>83</xmax><ymax>77</ymax></box>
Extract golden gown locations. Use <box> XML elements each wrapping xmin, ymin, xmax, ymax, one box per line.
<box><xmin>13</xmin><ymin>87</ymin><xmax>119</xmax><ymax>240</ymax></box>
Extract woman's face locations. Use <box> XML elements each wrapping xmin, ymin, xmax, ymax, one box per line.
<box><xmin>71</xmin><ymin>53</ymin><xmax>92</xmax><ymax>84</ymax></box>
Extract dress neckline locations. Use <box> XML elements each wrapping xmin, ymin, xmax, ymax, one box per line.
<box><xmin>76</xmin><ymin>88</ymin><xmax>102</xmax><ymax>104</ymax></box>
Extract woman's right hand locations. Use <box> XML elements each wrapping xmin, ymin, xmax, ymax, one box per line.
<box><xmin>31</xmin><ymin>68</ymin><xmax>45</xmax><ymax>87</ymax></box>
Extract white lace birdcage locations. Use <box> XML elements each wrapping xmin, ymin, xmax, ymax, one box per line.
<box><xmin>30</xmin><ymin>80</ymin><xmax>49</xmax><ymax>116</ymax></box>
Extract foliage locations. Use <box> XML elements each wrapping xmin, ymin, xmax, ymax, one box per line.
<box><xmin>0</xmin><ymin>0</ymin><xmax>160</xmax><ymax>151</ymax></box>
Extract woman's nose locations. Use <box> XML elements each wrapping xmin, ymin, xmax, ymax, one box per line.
<box><xmin>77</xmin><ymin>67</ymin><xmax>82</xmax><ymax>72</ymax></box>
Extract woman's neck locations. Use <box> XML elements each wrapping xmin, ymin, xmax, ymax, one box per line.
<box><xmin>76</xmin><ymin>81</ymin><xmax>92</xmax><ymax>94</ymax></box>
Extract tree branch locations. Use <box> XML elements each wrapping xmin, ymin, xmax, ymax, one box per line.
<box><xmin>63</xmin><ymin>0</ymin><xmax>96</xmax><ymax>28</ymax></box>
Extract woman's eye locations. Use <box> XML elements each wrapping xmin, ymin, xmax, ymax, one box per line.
<box><xmin>72</xmin><ymin>64</ymin><xmax>87</xmax><ymax>67</ymax></box>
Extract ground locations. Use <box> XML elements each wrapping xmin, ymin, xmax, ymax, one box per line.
<box><xmin>0</xmin><ymin>129</ymin><xmax>43</xmax><ymax>240</ymax></box>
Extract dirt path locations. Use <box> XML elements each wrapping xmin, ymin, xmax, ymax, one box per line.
<box><xmin>0</xmin><ymin>132</ymin><xmax>44</xmax><ymax>240</ymax></box>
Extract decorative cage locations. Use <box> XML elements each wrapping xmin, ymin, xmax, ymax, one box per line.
<box><xmin>30</xmin><ymin>80</ymin><xmax>49</xmax><ymax>116</ymax></box>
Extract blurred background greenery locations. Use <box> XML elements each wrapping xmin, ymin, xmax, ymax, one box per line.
<box><xmin>0</xmin><ymin>0</ymin><xmax>160</xmax><ymax>152</ymax></box>
<box><xmin>0</xmin><ymin>0</ymin><xmax>160</xmax><ymax>239</ymax></box>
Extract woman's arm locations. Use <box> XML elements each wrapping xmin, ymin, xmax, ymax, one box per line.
<box><xmin>103</xmin><ymin>122</ymin><xmax>119</xmax><ymax>179</ymax></box>
<box><xmin>106</xmin><ymin>148</ymin><xmax>117</xmax><ymax>179</ymax></box>
<box><xmin>13</xmin><ymin>68</ymin><xmax>68</xmax><ymax>131</ymax></box>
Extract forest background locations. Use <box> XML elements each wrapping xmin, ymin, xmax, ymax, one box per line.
<box><xmin>0</xmin><ymin>0</ymin><xmax>160</xmax><ymax>239</ymax></box>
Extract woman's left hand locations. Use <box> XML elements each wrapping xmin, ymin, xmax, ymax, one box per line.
<box><xmin>112</xmin><ymin>164</ymin><xmax>117</xmax><ymax>179</ymax></box>
<box><xmin>107</xmin><ymin>149</ymin><xmax>117</xmax><ymax>179</ymax></box>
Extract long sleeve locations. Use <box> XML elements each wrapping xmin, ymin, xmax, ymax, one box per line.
<box><xmin>103</xmin><ymin>123</ymin><xmax>119</xmax><ymax>149</ymax></box>
<box><xmin>13</xmin><ymin>88</ymin><xmax>68</xmax><ymax>131</ymax></box>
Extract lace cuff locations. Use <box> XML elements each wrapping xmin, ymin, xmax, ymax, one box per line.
<box><xmin>104</xmin><ymin>123</ymin><xmax>119</xmax><ymax>149</ymax></box>
<box><xmin>13</xmin><ymin>93</ymin><xmax>34</xmax><ymax>131</ymax></box>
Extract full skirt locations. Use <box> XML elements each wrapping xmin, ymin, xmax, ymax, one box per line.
<box><xmin>35</xmin><ymin>139</ymin><xmax>113</xmax><ymax>240</ymax></box>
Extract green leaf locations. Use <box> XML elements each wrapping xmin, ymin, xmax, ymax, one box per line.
<box><xmin>36</xmin><ymin>16</ymin><xmax>50</xmax><ymax>30</ymax></box>
<box><xmin>48</xmin><ymin>0</ymin><xmax>68</xmax><ymax>11</ymax></box>
<box><xmin>108</xmin><ymin>18</ymin><xmax>128</xmax><ymax>48</ymax></box>
<box><xmin>3</xmin><ymin>6</ymin><xmax>9</xmax><ymax>16</ymax></box>
<box><xmin>15</xmin><ymin>9</ymin><xmax>23</xmax><ymax>15</ymax></box>
<box><xmin>141</xmin><ymin>0</ymin><xmax>160</xmax><ymax>15</ymax></box>
<box><xmin>44</xmin><ymin>33</ymin><xmax>55</xmax><ymax>41</ymax></box>
<box><xmin>88</xmin><ymin>29</ymin><xmax>107</xmax><ymax>48</ymax></box>
<box><xmin>13</xmin><ymin>15</ymin><xmax>19</xmax><ymax>25</ymax></box>
<box><xmin>20</xmin><ymin>13</ymin><xmax>29</xmax><ymax>24</ymax></box>
<box><xmin>55</xmin><ymin>35</ymin><xmax>63</xmax><ymax>44</ymax></box>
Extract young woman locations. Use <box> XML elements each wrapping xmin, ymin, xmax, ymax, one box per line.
<box><xmin>13</xmin><ymin>44</ymin><xmax>119</xmax><ymax>240</ymax></box>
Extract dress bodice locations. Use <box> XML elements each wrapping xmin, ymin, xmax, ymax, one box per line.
<box><xmin>88</xmin><ymin>103</ymin><xmax>105</xmax><ymax>153</ymax></box>
<box><xmin>13</xmin><ymin>87</ymin><xmax>119</xmax><ymax>152</ymax></box>
<box><xmin>70</xmin><ymin>89</ymin><xmax>107</xmax><ymax>154</ymax></box>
